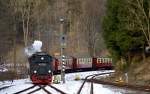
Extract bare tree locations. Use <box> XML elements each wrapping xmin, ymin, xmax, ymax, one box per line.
<box><xmin>80</xmin><ymin>0</ymin><xmax>106</xmax><ymax>56</ymax></box>
<box><xmin>9</xmin><ymin>0</ymin><xmax>41</xmax><ymax>46</ymax></box>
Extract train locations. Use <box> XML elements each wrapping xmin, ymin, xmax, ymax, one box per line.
<box><xmin>28</xmin><ymin>52</ymin><xmax>113</xmax><ymax>84</ymax></box>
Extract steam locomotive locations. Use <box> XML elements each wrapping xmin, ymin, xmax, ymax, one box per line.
<box><xmin>28</xmin><ymin>52</ymin><xmax>53</xmax><ymax>84</ymax></box>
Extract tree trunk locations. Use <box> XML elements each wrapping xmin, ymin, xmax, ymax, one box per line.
<box><xmin>13</xmin><ymin>25</ymin><xmax>17</xmax><ymax>73</ymax></box>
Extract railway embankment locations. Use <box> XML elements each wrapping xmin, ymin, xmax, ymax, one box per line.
<box><xmin>99</xmin><ymin>61</ymin><xmax>150</xmax><ymax>87</ymax></box>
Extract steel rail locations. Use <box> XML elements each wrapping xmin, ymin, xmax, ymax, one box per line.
<box><xmin>86</xmin><ymin>79</ymin><xmax>150</xmax><ymax>92</ymax></box>
<box><xmin>27</xmin><ymin>86</ymin><xmax>41</xmax><ymax>94</ymax></box>
<box><xmin>77</xmin><ymin>72</ymin><xmax>114</xmax><ymax>94</ymax></box>
<box><xmin>14</xmin><ymin>85</ymin><xmax>36</xmax><ymax>94</ymax></box>
<box><xmin>0</xmin><ymin>85</ymin><xmax>14</xmax><ymax>91</ymax></box>
<box><xmin>48</xmin><ymin>84</ymin><xmax>67</xmax><ymax>94</ymax></box>
<box><xmin>39</xmin><ymin>85</ymin><xmax>52</xmax><ymax>94</ymax></box>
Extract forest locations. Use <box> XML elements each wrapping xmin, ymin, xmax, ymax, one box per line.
<box><xmin>103</xmin><ymin>0</ymin><xmax>150</xmax><ymax>85</ymax></box>
<box><xmin>0</xmin><ymin>0</ymin><xmax>106</xmax><ymax>68</ymax></box>
<box><xmin>103</xmin><ymin>0</ymin><xmax>150</xmax><ymax>70</ymax></box>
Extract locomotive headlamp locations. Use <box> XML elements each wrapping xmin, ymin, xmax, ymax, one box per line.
<box><xmin>34</xmin><ymin>70</ymin><xmax>37</xmax><ymax>74</ymax></box>
<box><xmin>41</xmin><ymin>57</ymin><xmax>44</xmax><ymax>60</ymax></box>
<box><xmin>48</xmin><ymin>70</ymin><xmax>51</xmax><ymax>73</ymax></box>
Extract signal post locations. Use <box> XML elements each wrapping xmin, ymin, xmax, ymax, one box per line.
<box><xmin>60</xmin><ymin>18</ymin><xmax>66</xmax><ymax>83</ymax></box>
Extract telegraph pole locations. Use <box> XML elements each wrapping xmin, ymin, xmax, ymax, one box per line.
<box><xmin>60</xmin><ymin>18</ymin><xmax>66</xmax><ymax>83</ymax></box>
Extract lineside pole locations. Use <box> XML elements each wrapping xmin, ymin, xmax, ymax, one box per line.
<box><xmin>60</xmin><ymin>18</ymin><xmax>66</xmax><ymax>83</ymax></box>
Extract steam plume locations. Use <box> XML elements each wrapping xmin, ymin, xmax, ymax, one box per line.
<box><xmin>25</xmin><ymin>40</ymin><xmax>42</xmax><ymax>57</ymax></box>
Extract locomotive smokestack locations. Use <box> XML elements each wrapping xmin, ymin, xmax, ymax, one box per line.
<box><xmin>25</xmin><ymin>40</ymin><xmax>43</xmax><ymax>57</ymax></box>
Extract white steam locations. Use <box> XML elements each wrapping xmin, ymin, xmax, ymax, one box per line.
<box><xmin>25</xmin><ymin>40</ymin><xmax>42</xmax><ymax>57</ymax></box>
<box><xmin>32</xmin><ymin>40</ymin><xmax>42</xmax><ymax>52</ymax></box>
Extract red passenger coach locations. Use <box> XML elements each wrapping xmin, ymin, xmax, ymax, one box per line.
<box><xmin>53</xmin><ymin>57</ymin><xmax>113</xmax><ymax>74</ymax></box>
<box><xmin>96</xmin><ymin>58</ymin><xmax>113</xmax><ymax>69</ymax></box>
<box><xmin>75</xmin><ymin>58</ymin><xmax>93</xmax><ymax>71</ymax></box>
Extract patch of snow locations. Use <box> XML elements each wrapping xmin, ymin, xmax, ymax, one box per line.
<box><xmin>32</xmin><ymin>89</ymin><xmax>47</xmax><ymax>94</ymax></box>
<box><xmin>52</xmin><ymin>81</ymin><xmax>82</xmax><ymax>94</ymax></box>
<box><xmin>0</xmin><ymin>68</ymin><xmax>8</xmax><ymax>72</ymax></box>
<box><xmin>65</xmin><ymin>70</ymin><xmax>115</xmax><ymax>81</ymax></box>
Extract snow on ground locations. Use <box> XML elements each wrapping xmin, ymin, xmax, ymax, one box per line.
<box><xmin>65</xmin><ymin>70</ymin><xmax>114</xmax><ymax>81</ymax></box>
<box><xmin>0</xmin><ymin>68</ymin><xmax>8</xmax><ymax>72</ymax></box>
<box><xmin>0</xmin><ymin>70</ymin><xmax>149</xmax><ymax>94</ymax></box>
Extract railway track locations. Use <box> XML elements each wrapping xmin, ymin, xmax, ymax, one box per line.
<box><xmin>0</xmin><ymin>85</ymin><xmax>14</xmax><ymax>91</ymax></box>
<box><xmin>86</xmin><ymin>79</ymin><xmax>150</xmax><ymax>92</ymax></box>
<box><xmin>78</xmin><ymin>72</ymin><xmax>150</xmax><ymax>93</ymax></box>
<box><xmin>48</xmin><ymin>84</ymin><xmax>66</xmax><ymax>94</ymax></box>
<box><xmin>14</xmin><ymin>85</ymin><xmax>37</xmax><ymax>94</ymax></box>
<box><xmin>77</xmin><ymin>72</ymin><xmax>114</xmax><ymax>94</ymax></box>
<box><xmin>13</xmin><ymin>84</ymin><xmax>67</xmax><ymax>94</ymax></box>
<box><xmin>27</xmin><ymin>86</ymin><xmax>41</xmax><ymax>94</ymax></box>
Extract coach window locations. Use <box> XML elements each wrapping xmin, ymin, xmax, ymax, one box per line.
<box><xmin>86</xmin><ymin>58</ymin><xmax>88</xmax><ymax>64</ymax></box>
<box><xmin>80</xmin><ymin>58</ymin><xmax>82</xmax><ymax>63</ymax></box>
<box><xmin>107</xmin><ymin>58</ymin><xmax>109</xmax><ymax>63</ymax></box>
<box><xmin>66</xmin><ymin>59</ymin><xmax>68</xmax><ymax>65</ymax></box>
<box><xmin>79</xmin><ymin>58</ymin><xmax>81</xmax><ymax>63</ymax></box>
<box><xmin>83</xmin><ymin>58</ymin><xmax>84</xmax><ymax>64</ymax></box>
<box><xmin>101</xmin><ymin>58</ymin><xmax>103</xmax><ymax>63</ymax></box>
<box><xmin>78</xmin><ymin>58</ymin><xmax>81</xmax><ymax>64</ymax></box>
<box><xmin>97</xmin><ymin>58</ymin><xmax>99</xmax><ymax>63</ymax></box>
<box><xmin>97</xmin><ymin>58</ymin><xmax>100</xmax><ymax>63</ymax></box>
<box><xmin>98</xmin><ymin>58</ymin><xmax>101</xmax><ymax>63</ymax></box>
<box><xmin>98</xmin><ymin>58</ymin><xmax>100</xmax><ymax>63</ymax></box>
<box><xmin>78</xmin><ymin>58</ymin><xmax>80</xmax><ymax>63</ymax></box>
<box><xmin>84</xmin><ymin>58</ymin><xmax>86</xmax><ymax>64</ymax></box>
<box><xmin>87</xmin><ymin>58</ymin><xmax>89</xmax><ymax>64</ymax></box>
<box><xmin>103</xmin><ymin>58</ymin><xmax>105</xmax><ymax>63</ymax></box>
<box><xmin>82</xmin><ymin>58</ymin><xmax>84</xmax><ymax>64</ymax></box>
<box><xmin>89</xmin><ymin>58</ymin><xmax>91</xmax><ymax>64</ymax></box>
<box><xmin>85</xmin><ymin>58</ymin><xmax>87</xmax><ymax>64</ymax></box>
<box><xmin>83</xmin><ymin>58</ymin><xmax>85</xmax><ymax>64</ymax></box>
<box><xmin>88</xmin><ymin>58</ymin><xmax>90</xmax><ymax>63</ymax></box>
<box><xmin>104</xmin><ymin>58</ymin><xmax>106</xmax><ymax>63</ymax></box>
<box><xmin>105</xmin><ymin>58</ymin><xmax>107</xmax><ymax>63</ymax></box>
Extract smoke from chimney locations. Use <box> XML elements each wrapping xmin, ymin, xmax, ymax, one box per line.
<box><xmin>25</xmin><ymin>40</ymin><xmax>42</xmax><ymax>57</ymax></box>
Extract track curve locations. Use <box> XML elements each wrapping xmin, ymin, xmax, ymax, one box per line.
<box><xmin>77</xmin><ymin>72</ymin><xmax>114</xmax><ymax>94</ymax></box>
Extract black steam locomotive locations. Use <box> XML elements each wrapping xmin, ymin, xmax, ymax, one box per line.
<box><xmin>28</xmin><ymin>52</ymin><xmax>53</xmax><ymax>84</ymax></box>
